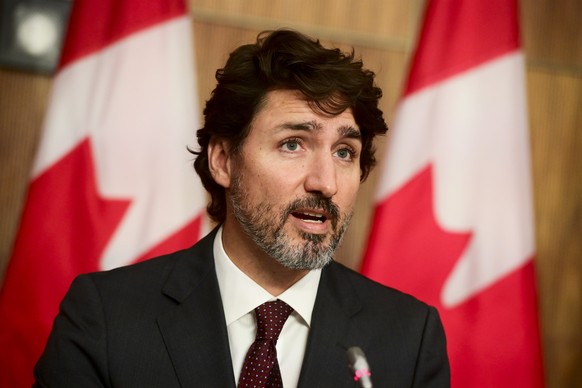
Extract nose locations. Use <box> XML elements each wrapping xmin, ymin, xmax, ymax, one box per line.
<box><xmin>304</xmin><ymin>153</ymin><xmax>338</xmax><ymax>198</ymax></box>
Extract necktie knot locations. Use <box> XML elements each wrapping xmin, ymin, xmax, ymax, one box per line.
<box><xmin>255</xmin><ymin>300</ymin><xmax>293</xmax><ymax>341</ymax></box>
<box><xmin>238</xmin><ymin>300</ymin><xmax>293</xmax><ymax>387</ymax></box>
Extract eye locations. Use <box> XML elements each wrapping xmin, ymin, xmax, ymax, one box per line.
<box><xmin>335</xmin><ymin>147</ymin><xmax>356</xmax><ymax>160</ymax></box>
<box><xmin>336</xmin><ymin>149</ymin><xmax>350</xmax><ymax>159</ymax></box>
<box><xmin>281</xmin><ymin>138</ymin><xmax>302</xmax><ymax>152</ymax></box>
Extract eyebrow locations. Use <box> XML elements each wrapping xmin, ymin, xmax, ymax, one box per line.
<box><xmin>279</xmin><ymin>121</ymin><xmax>361</xmax><ymax>140</ymax></box>
<box><xmin>339</xmin><ymin>125</ymin><xmax>361</xmax><ymax>140</ymax></box>
<box><xmin>279</xmin><ymin>120</ymin><xmax>322</xmax><ymax>132</ymax></box>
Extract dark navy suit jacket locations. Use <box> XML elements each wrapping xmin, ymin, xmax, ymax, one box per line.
<box><xmin>34</xmin><ymin>228</ymin><xmax>450</xmax><ymax>387</ymax></box>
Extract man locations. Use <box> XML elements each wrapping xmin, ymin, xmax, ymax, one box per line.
<box><xmin>34</xmin><ymin>30</ymin><xmax>450</xmax><ymax>387</ymax></box>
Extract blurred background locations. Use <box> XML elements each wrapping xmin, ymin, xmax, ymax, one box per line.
<box><xmin>0</xmin><ymin>0</ymin><xmax>580</xmax><ymax>386</ymax></box>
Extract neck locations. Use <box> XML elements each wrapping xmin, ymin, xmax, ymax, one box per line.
<box><xmin>221</xmin><ymin>219</ymin><xmax>309</xmax><ymax>296</ymax></box>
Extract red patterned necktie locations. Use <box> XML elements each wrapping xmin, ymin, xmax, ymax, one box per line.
<box><xmin>238</xmin><ymin>300</ymin><xmax>294</xmax><ymax>388</ymax></box>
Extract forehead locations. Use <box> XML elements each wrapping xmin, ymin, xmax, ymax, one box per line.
<box><xmin>250</xmin><ymin>89</ymin><xmax>358</xmax><ymax>133</ymax></box>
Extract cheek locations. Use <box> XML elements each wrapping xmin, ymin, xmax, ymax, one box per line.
<box><xmin>260</xmin><ymin>176</ymin><xmax>295</xmax><ymax>203</ymax></box>
<box><xmin>338</xmin><ymin>177</ymin><xmax>361</xmax><ymax>210</ymax></box>
<box><xmin>253</xmin><ymin>162</ymin><xmax>303</xmax><ymax>192</ymax></box>
<box><xmin>242</xmin><ymin>169</ymin><xmax>287</xmax><ymax>204</ymax></box>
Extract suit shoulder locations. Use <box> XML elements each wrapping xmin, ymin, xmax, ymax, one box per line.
<box><xmin>87</xmin><ymin>247</ymin><xmax>189</xmax><ymax>284</ymax></box>
<box><xmin>84</xmin><ymin>229</ymin><xmax>217</xmax><ymax>289</ymax></box>
<box><xmin>327</xmin><ymin>260</ymin><xmax>431</xmax><ymax>313</ymax></box>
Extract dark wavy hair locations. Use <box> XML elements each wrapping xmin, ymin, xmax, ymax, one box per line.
<box><xmin>191</xmin><ymin>29</ymin><xmax>388</xmax><ymax>223</ymax></box>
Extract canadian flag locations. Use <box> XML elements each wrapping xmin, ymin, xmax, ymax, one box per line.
<box><xmin>361</xmin><ymin>0</ymin><xmax>545</xmax><ymax>387</ymax></box>
<box><xmin>0</xmin><ymin>0</ymin><xmax>206</xmax><ymax>386</ymax></box>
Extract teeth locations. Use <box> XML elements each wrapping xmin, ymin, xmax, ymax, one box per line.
<box><xmin>298</xmin><ymin>212</ymin><xmax>324</xmax><ymax>223</ymax></box>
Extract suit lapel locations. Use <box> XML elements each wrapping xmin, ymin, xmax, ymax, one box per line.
<box><xmin>297</xmin><ymin>261</ymin><xmax>363</xmax><ymax>387</ymax></box>
<box><xmin>157</xmin><ymin>230</ymin><xmax>236</xmax><ymax>388</ymax></box>
<box><xmin>155</xmin><ymin>232</ymin><xmax>364</xmax><ymax>387</ymax></box>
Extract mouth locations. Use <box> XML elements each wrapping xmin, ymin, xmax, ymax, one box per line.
<box><xmin>285</xmin><ymin>196</ymin><xmax>340</xmax><ymax>233</ymax></box>
<box><xmin>291</xmin><ymin>210</ymin><xmax>329</xmax><ymax>224</ymax></box>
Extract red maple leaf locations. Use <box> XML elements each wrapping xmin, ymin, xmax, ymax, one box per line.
<box><xmin>0</xmin><ymin>138</ymin><xmax>131</xmax><ymax>387</ymax></box>
<box><xmin>132</xmin><ymin>214</ymin><xmax>204</xmax><ymax>264</ymax></box>
<box><xmin>362</xmin><ymin>165</ymin><xmax>544</xmax><ymax>387</ymax></box>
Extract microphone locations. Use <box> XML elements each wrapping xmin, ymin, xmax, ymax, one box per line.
<box><xmin>346</xmin><ymin>346</ymin><xmax>373</xmax><ymax>388</ymax></box>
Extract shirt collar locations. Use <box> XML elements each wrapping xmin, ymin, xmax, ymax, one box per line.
<box><xmin>213</xmin><ymin>226</ymin><xmax>321</xmax><ymax>327</ymax></box>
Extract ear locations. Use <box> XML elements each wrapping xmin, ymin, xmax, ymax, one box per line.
<box><xmin>208</xmin><ymin>137</ymin><xmax>233</xmax><ymax>188</ymax></box>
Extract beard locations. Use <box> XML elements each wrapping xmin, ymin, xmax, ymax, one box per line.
<box><xmin>230</xmin><ymin>174</ymin><xmax>352</xmax><ymax>270</ymax></box>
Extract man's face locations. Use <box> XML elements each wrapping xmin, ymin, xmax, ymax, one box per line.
<box><xmin>227</xmin><ymin>89</ymin><xmax>362</xmax><ymax>270</ymax></box>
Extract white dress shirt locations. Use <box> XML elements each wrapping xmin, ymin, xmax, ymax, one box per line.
<box><xmin>213</xmin><ymin>227</ymin><xmax>321</xmax><ymax>387</ymax></box>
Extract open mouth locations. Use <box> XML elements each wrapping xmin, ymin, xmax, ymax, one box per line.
<box><xmin>291</xmin><ymin>211</ymin><xmax>328</xmax><ymax>223</ymax></box>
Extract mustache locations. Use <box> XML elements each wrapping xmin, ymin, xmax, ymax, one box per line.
<box><xmin>283</xmin><ymin>195</ymin><xmax>341</xmax><ymax>229</ymax></box>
